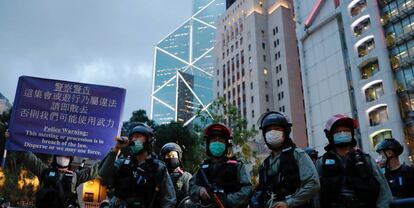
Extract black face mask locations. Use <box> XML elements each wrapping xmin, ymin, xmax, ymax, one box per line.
<box><xmin>166</xmin><ymin>158</ymin><xmax>180</xmax><ymax>170</ymax></box>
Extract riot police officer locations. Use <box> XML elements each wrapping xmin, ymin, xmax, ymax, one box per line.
<box><xmin>304</xmin><ymin>147</ymin><xmax>319</xmax><ymax>164</ymax></box>
<box><xmin>5</xmin><ymin>131</ymin><xmax>100</xmax><ymax>208</ymax></box>
<box><xmin>189</xmin><ymin>123</ymin><xmax>252</xmax><ymax>207</ymax></box>
<box><xmin>375</xmin><ymin>138</ymin><xmax>414</xmax><ymax>199</ymax></box>
<box><xmin>99</xmin><ymin>123</ymin><xmax>176</xmax><ymax>208</ymax></box>
<box><xmin>160</xmin><ymin>142</ymin><xmax>192</xmax><ymax>205</ymax></box>
<box><xmin>316</xmin><ymin>114</ymin><xmax>392</xmax><ymax>208</ymax></box>
<box><xmin>251</xmin><ymin>111</ymin><xmax>319</xmax><ymax>208</ymax></box>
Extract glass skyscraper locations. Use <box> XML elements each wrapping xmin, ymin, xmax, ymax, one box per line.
<box><xmin>151</xmin><ymin>0</ymin><xmax>225</xmax><ymax>126</ymax></box>
<box><xmin>379</xmin><ymin>0</ymin><xmax>414</xmax><ymax>161</ymax></box>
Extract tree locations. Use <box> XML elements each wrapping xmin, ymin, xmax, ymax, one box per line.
<box><xmin>122</xmin><ymin>109</ymin><xmax>156</xmax><ymax>136</ymax></box>
<box><xmin>194</xmin><ymin>97</ymin><xmax>258</xmax><ymax>167</ymax></box>
<box><xmin>153</xmin><ymin>122</ymin><xmax>204</xmax><ymax>173</ymax></box>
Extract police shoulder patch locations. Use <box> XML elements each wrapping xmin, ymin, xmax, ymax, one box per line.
<box><xmin>325</xmin><ymin>159</ymin><xmax>335</xmax><ymax>165</ymax></box>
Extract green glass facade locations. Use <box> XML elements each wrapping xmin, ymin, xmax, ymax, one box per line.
<box><xmin>379</xmin><ymin>0</ymin><xmax>414</xmax><ymax>161</ymax></box>
<box><xmin>151</xmin><ymin>0</ymin><xmax>225</xmax><ymax>125</ymax></box>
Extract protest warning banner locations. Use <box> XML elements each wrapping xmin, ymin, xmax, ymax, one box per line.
<box><xmin>6</xmin><ymin>76</ymin><xmax>126</xmax><ymax>159</ymax></box>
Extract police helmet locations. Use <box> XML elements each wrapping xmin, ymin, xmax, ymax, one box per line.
<box><xmin>258</xmin><ymin>111</ymin><xmax>292</xmax><ymax>136</ymax></box>
<box><xmin>161</xmin><ymin>142</ymin><xmax>183</xmax><ymax>160</ymax></box>
<box><xmin>375</xmin><ymin>138</ymin><xmax>404</xmax><ymax>156</ymax></box>
<box><xmin>204</xmin><ymin>123</ymin><xmax>232</xmax><ymax>157</ymax></box>
<box><xmin>128</xmin><ymin>123</ymin><xmax>154</xmax><ymax>142</ymax></box>
<box><xmin>324</xmin><ymin>114</ymin><xmax>358</xmax><ymax>148</ymax></box>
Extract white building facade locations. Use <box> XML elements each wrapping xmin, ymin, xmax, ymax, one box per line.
<box><xmin>215</xmin><ymin>0</ymin><xmax>308</xmax><ymax>150</ymax></box>
<box><xmin>293</xmin><ymin>0</ymin><xmax>412</xmax><ymax>163</ymax></box>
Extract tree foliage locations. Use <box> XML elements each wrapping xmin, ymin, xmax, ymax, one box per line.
<box><xmin>153</xmin><ymin>122</ymin><xmax>204</xmax><ymax>173</ymax></box>
<box><xmin>194</xmin><ymin>97</ymin><xmax>258</xmax><ymax>163</ymax></box>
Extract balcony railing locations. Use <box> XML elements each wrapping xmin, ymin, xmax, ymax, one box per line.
<box><xmin>383</xmin><ymin>4</ymin><xmax>414</xmax><ymax>25</ymax></box>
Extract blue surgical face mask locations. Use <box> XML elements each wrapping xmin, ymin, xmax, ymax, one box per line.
<box><xmin>129</xmin><ymin>140</ymin><xmax>144</xmax><ymax>155</ymax></box>
<box><xmin>209</xmin><ymin>141</ymin><xmax>226</xmax><ymax>157</ymax></box>
<box><xmin>333</xmin><ymin>131</ymin><xmax>353</xmax><ymax>144</ymax></box>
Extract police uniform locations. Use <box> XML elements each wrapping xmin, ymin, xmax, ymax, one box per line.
<box><xmin>170</xmin><ymin>168</ymin><xmax>192</xmax><ymax>204</ymax></box>
<box><xmin>22</xmin><ymin>152</ymin><xmax>100</xmax><ymax>208</ymax></box>
<box><xmin>189</xmin><ymin>157</ymin><xmax>252</xmax><ymax>207</ymax></box>
<box><xmin>375</xmin><ymin>138</ymin><xmax>414</xmax><ymax>199</ymax></box>
<box><xmin>252</xmin><ymin>111</ymin><xmax>320</xmax><ymax>208</ymax></box>
<box><xmin>160</xmin><ymin>142</ymin><xmax>192</xmax><ymax>205</ymax></box>
<box><xmin>385</xmin><ymin>164</ymin><xmax>414</xmax><ymax>199</ymax></box>
<box><xmin>315</xmin><ymin>150</ymin><xmax>392</xmax><ymax>208</ymax></box>
<box><xmin>99</xmin><ymin>151</ymin><xmax>176</xmax><ymax>208</ymax></box>
<box><xmin>253</xmin><ymin>148</ymin><xmax>320</xmax><ymax>208</ymax></box>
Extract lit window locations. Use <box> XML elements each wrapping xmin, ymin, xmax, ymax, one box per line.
<box><xmin>368</xmin><ymin>104</ymin><xmax>388</xmax><ymax>126</ymax></box>
<box><xmin>264</xmin><ymin>68</ymin><xmax>268</xmax><ymax>75</ymax></box>
<box><xmin>370</xmin><ymin>130</ymin><xmax>392</xmax><ymax>148</ymax></box>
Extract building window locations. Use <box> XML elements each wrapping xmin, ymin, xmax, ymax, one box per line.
<box><xmin>250</xmin><ymin>82</ymin><xmax>253</xmax><ymax>89</ymax></box>
<box><xmin>364</xmin><ymin>82</ymin><xmax>384</xmax><ymax>102</ymax></box>
<box><xmin>83</xmin><ymin>193</ymin><xmax>94</xmax><ymax>202</ymax></box>
<box><xmin>349</xmin><ymin>0</ymin><xmax>367</xmax><ymax>17</ymax></box>
<box><xmin>236</xmin><ymin>41</ymin><xmax>239</xmax><ymax>49</ymax></box>
<box><xmin>370</xmin><ymin>130</ymin><xmax>392</xmax><ymax>148</ymax></box>
<box><xmin>252</xmin><ymin>110</ymin><xmax>255</xmax><ymax>118</ymax></box>
<box><xmin>249</xmin><ymin>57</ymin><xmax>252</xmax><ymax>63</ymax></box>
<box><xmin>274</xmin><ymin>41</ymin><xmax>277</xmax><ymax>48</ymax></box>
<box><xmin>262</xmin><ymin>42</ymin><xmax>266</xmax><ymax>49</ymax></box>
<box><xmin>360</xmin><ymin>59</ymin><xmax>379</xmax><ymax>79</ymax></box>
<box><xmin>353</xmin><ymin>16</ymin><xmax>371</xmax><ymax>36</ymax></box>
<box><xmin>276</xmin><ymin>26</ymin><xmax>278</xmax><ymax>33</ymax></box>
<box><xmin>357</xmin><ymin>37</ymin><xmax>375</xmax><ymax>57</ymax></box>
<box><xmin>273</xmin><ymin>28</ymin><xmax>276</xmax><ymax>36</ymax></box>
<box><xmin>261</xmin><ymin>30</ymin><xmax>265</xmax><ymax>38</ymax></box>
<box><xmin>263</xmin><ymin>55</ymin><xmax>266</xmax><ymax>62</ymax></box>
<box><xmin>241</xmin><ymin>50</ymin><xmax>245</xmax><ymax>64</ymax></box>
<box><xmin>251</xmin><ymin>96</ymin><xmax>254</xmax><ymax>103</ymax></box>
<box><xmin>240</xmin><ymin>37</ymin><xmax>243</xmax><ymax>45</ymax></box>
<box><xmin>368</xmin><ymin>105</ymin><xmax>389</xmax><ymax>126</ymax></box>
<box><xmin>264</xmin><ymin>68</ymin><xmax>268</xmax><ymax>75</ymax></box>
<box><xmin>266</xmin><ymin>94</ymin><xmax>269</xmax><ymax>102</ymax></box>
<box><xmin>265</xmin><ymin>81</ymin><xmax>268</xmax><ymax>88</ymax></box>
<box><xmin>248</xmin><ymin>44</ymin><xmax>251</xmax><ymax>51</ymax></box>
<box><xmin>277</xmin><ymin>39</ymin><xmax>279</xmax><ymax>45</ymax></box>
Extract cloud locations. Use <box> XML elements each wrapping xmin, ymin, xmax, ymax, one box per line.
<box><xmin>0</xmin><ymin>0</ymin><xmax>192</xmax><ymax>121</ymax></box>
